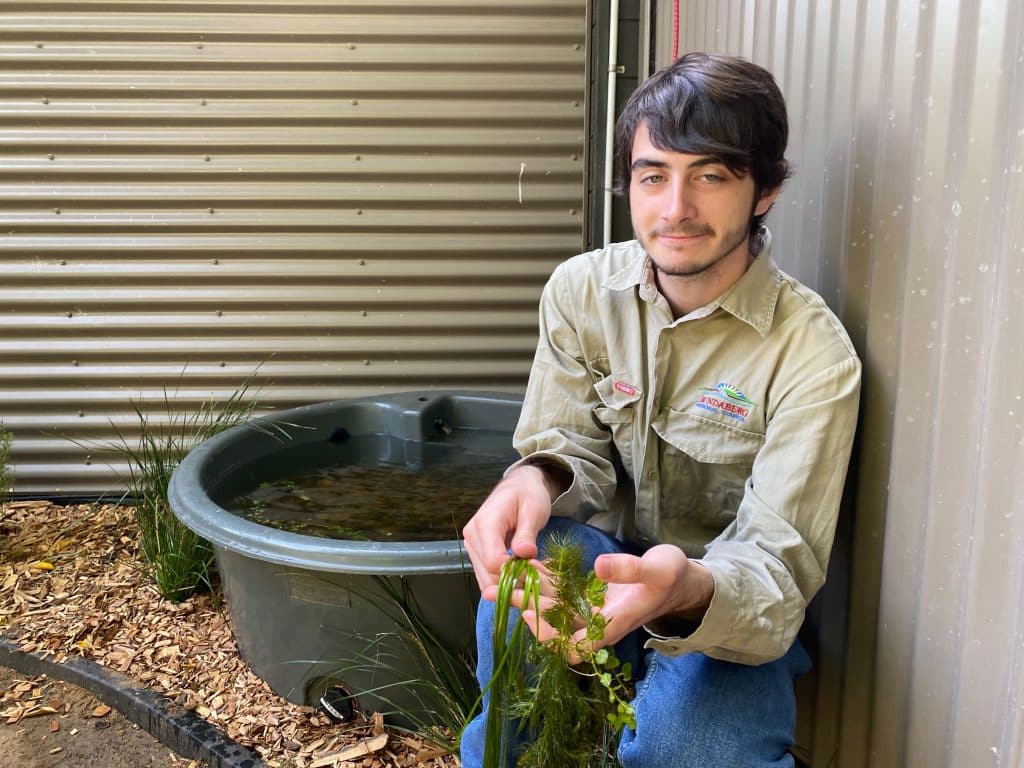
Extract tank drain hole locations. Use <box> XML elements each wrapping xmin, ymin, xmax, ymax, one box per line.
<box><xmin>318</xmin><ymin>685</ymin><xmax>356</xmax><ymax>723</ymax></box>
<box><xmin>328</xmin><ymin>427</ymin><xmax>350</xmax><ymax>444</ymax></box>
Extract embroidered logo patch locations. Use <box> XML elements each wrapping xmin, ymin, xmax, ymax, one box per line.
<box><xmin>694</xmin><ymin>382</ymin><xmax>757</xmax><ymax>423</ymax></box>
<box><xmin>614</xmin><ymin>380</ymin><xmax>638</xmax><ymax>396</ymax></box>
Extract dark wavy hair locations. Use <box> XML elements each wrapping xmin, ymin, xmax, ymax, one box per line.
<box><xmin>614</xmin><ymin>52</ymin><xmax>791</xmax><ymax>234</ymax></box>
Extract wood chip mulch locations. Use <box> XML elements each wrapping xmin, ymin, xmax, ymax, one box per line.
<box><xmin>0</xmin><ymin>500</ymin><xmax>462</xmax><ymax>768</ymax></box>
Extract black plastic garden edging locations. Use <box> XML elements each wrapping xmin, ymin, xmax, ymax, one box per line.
<box><xmin>0</xmin><ymin>638</ymin><xmax>267</xmax><ymax>768</ymax></box>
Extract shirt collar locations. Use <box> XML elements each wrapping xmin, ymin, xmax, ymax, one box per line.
<box><xmin>603</xmin><ymin>228</ymin><xmax>782</xmax><ymax>337</ymax></box>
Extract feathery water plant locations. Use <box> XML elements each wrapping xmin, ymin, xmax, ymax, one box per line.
<box><xmin>482</xmin><ymin>535</ymin><xmax>635</xmax><ymax>768</ymax></box>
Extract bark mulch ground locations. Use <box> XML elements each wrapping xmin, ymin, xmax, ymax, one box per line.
<box><xmin>0</xmin><ymin>500</ymin><xmax>462</xmax><ymax>768</ymax></box>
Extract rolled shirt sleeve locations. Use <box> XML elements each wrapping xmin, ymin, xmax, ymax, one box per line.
<box><xmin>506</xmin><ymin>262</ymin><xmax>622</xmax><ymax>522</ymax></box>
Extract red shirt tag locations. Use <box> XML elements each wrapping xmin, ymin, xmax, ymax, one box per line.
<box><xmin>614</xmin><ymin>381</ymin><xmax>637</xmax><ymax>396</ymax></box>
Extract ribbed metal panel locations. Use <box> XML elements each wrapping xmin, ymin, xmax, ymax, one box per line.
<box><xmin>671</xmin><ymin>1</ymin><xmax>1024</xmax><ymax>766</ymax></box>
<box><xmin>0</xmin><ymin>0</ymin><xmax>588</xmax><ymax>494</ymax></box>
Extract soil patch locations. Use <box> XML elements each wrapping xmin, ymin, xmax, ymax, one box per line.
<box><xmin>0</xmin><ymin>500</ymin><xmax>462</xmax><ymax>768</ymax></box>
<box><xmin>0</xmin><ymin>664</ymin><xmax>206</xmax><ymax>768</ymax></box>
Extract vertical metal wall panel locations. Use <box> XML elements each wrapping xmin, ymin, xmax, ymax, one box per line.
<box><xmin>0</xmin><ymin>0</ymin><xmax>589</xmax><ymax>494</ymax></box>
<box><xmin>668</xmin><ymin>1</ymin><xmax>1023</xmax><ymax>766</ymax></box>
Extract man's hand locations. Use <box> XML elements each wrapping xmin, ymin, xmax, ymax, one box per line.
<box><xmin>587</xmin><ymin>545</ymin><xmax>713</xmax><ymax>647</ymax></box>
<box><xmin>515</xmin><ymin>544</ymin><xmax>714</xmax><ymax>662</ymax></box>
<box><xmin>461</xmin><ymin>464</ymin><xmax>556</xmax><ymax>593</ymax></box>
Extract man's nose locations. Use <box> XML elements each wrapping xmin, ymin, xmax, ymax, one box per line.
<box><xmin>662</xmin><ymin>180</ymin><xmax>696</xmax><ymax>221</ymax></box>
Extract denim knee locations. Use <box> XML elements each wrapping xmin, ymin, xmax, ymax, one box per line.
<box><xmin>617</xmin><ymin>643</ymin><xmax>809</xmax><ymax>768</ymax></box>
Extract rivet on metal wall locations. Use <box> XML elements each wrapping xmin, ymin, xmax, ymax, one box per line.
<box><xmin>35</xmin><ymin>42</ymin><xmax>43</xmax><ymax>48</ymax></box>
<box><xmin>362</xmin><ymin>360</ymin><xmax>370</xmax><ymax>366</ymax></box>
<box><xmin>220</xmin><ymin>361</ymin><xmax>226</xmax><ymax>367</ymax></box>
<box><xmin>200</xmin><ymin>99</ymin><xmax>207</xmax><ymax>106</ymax></box>
<box><xmin>569</xmin><ymin>208</ymin><xmax>576</xmax><ymax>215</ymax></box>
<box><xmin>77</xmin><ymin>411</ymin><xmax>84</xmax><ymax>418</ymax></box>
<box><xmin>211</xmin><ymin>258</ymin><xmax>219</xmax><ymax>265</ymax></box>
<box><xmin>216</xmin><ymin>310</ymin><xmax>223</xmax><ymax>316</ymax></box>
<box><xmin>358</xmin><ymin>259</ymin><xmax>366</xmax><ymax>265</ymax></box>
<box><xmin>356</xmin><ymin>209</ymin><xmax>363</xmax><ymax>215</ymax></box>
<box><xmin>351</xmin><ymin>100</ymin><xmax>359</xmax><ymax>106</ymax></box>
<box><xmin>353</xmin><ymin>154</ymin><xmax>361</xmax><ymax>160</ymax></box>
<box><xmin>59</xmin><ymin>259</ymin><xmax>66</xmax><ymax>266</ymax></box>
<box><xmin>573</xmin><ymin>43</ymin><xmax>581</xmax><ymax>50</ymax></box>
<box><xmin>348</xmin><ymin>43</ymin><xmax>356</xmax><ymax>50</ymax></box>
<box><xmin>196</xmin><ymin>42</ymin><xmax>204</xmax><ymax>49</ymax></box>
<box><xmin>573</xmin><ymin>101</ymin><xmax>580</xmax><ymax>107</ymax></box>
<box><xmin>54</xmin><ymin>208</ymin><xmax>61</xmax><ymax>214</ymax></box>
<box><xmin>66</xmin><ymin>311</ymin><xmax>73</xmax><ymax>317</ymax></box>
<box><xmin>48</xmin><ymin>154</ymin><xmax>55</xmax><ymax>160</ymax></box>
<box><xmin>42</xmin><ymin>97</ymin><xmax>49</xmax><ymax>104</ymax></box>
<box><xmin>360</xmin><ymin>310</ymin><xmax>367</xmax><ymax>316</ymax></box>
<box><xmin>84</xmin><ymin>458</ymin><xmax>92</xmax><ymax>465</ymax></box>
<box><xmin>71</xmin><ymin>359</ymin><xmax>78</xmax><ymax>366</ymax></box>
<box><xmin>208</xmin><ymin>207</ymin><xmax>215</xmax><ymax>214</ymax></box>
<box><xmin>204</xmin><ymin>155</ymin><xmax>211</xmax><ymax>162</ymax></box>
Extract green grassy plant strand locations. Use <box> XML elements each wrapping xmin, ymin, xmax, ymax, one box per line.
<box><xmin>482</xmin><ymin>557</ymin><xmax>541</xmax><ymax>768</ymax></box>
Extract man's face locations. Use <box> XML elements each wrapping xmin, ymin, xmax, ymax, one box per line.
<box><xmin>628</xmin><ymin>122</ymin><xmax>776</xmax><ymax>280</ymax></box>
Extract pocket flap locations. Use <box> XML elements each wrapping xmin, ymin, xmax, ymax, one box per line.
<box><xmin>654</xmin><ymin>410</ymin><xmax>763</xmax><ymax>464</ymax></box>
<box><xmin>593</xmin><ymin>375</ymin><xmax>642</xmax><ymax>424</ymax></box>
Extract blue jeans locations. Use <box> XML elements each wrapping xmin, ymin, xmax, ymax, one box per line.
<box><xmin>459</xmin><ymin>518</ymin><xmax>811</xmax><ymax>768</ymax></box>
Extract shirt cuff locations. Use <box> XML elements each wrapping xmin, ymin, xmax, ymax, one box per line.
<box><xmin>642</xmin><ymin>559</ymin><xmax>737</xmax><ymax>657</ymax></box>
<box><xmin>504</xmin><ymin>453</ymin><xmax>589</xmax><ymax>519</ymax></box>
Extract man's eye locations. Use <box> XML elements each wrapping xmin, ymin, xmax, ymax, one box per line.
<box><xmin>698</xmin><ymin>172</ymin><xmax>725</xmax><ymax>183</ymax></box>
<box><xmin>639</xmin><ymin>174</ymin><xmax>665</xmax><ymax>184</ymax></box>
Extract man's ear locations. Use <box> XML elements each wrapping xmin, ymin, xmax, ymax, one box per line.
<box><xmin>754</xmin><ymin>185</ymin><xmax>782</xmax><ymax>217</ymax></box>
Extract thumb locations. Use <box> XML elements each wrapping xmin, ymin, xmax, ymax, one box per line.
<box><xmin>509</xmin><ymin>525</ymin><xmax>540</xmax><ymax>560</ymax></box>
<box><xmin>593</xmin><ymin>552</ymin><xmax>646</xmax><ymax>584</ymax></box>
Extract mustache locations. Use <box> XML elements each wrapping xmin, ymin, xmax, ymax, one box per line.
<box><xmin>651</xmin><ymin>223</ymin><xmax>715</xmax><ymax>237</ymax></box>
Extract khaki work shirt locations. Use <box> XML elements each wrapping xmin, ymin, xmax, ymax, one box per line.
<box><xmin>511</xmin><ymin>231</ymin><xmax>861</xmax><ymax>665</ymax></box>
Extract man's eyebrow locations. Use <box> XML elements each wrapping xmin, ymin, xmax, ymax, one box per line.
<box><xmin>629</xmin><ymin>155</ymin><xmax>731</xmax><ymax>172</ymax></box>
<box><xmin>630</xmin><ymin>157</ymin><xmax>669</xmax><ymax>172</ymax></box>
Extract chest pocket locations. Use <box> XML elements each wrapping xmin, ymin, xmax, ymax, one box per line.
<box><xmin>592</xmin><ymin>374</ymin><xmax>642</xmax><ymax>478</ymax></box>
<box><xmin>653</xmin><ymin>410</ymin><xmax>764</xmax><ymax>537</ymax></box>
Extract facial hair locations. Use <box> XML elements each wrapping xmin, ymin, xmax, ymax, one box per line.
<box><xmin>642</xmin><ymin>221</ymin><xmax>751</xmax><ymax>278</ymax></box>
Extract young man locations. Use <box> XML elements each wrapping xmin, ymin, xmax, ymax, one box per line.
<box><xmin>460</xmin><ymin>52</ymin><xmax>861</xmax><ymax>767</ymax></box>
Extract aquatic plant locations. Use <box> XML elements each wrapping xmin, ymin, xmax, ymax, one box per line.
<box><xmin>484</xmin><ymin>536</ymin><xmax>636</xmax><ymax>768</ymax></box>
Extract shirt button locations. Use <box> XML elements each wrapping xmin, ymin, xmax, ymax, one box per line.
<box><xmin>647</xmin><ymin>470</ymin><xmax>657</xmax><ymax>480</ymax></box>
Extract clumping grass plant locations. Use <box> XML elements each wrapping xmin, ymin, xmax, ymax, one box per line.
<box><xmin>97</xmin><ymin>371</ymin><xmax>267</xmax><ymax>602</ymax></box>
<box><xmin>482</xmin><ymin>536</ymin><xmax>636</xmax><ymax>768</ymax></box>
<box><xmin>0</xmin><ymin>420</ymin><xmax>12</xmax><ymax>501</ymax></box>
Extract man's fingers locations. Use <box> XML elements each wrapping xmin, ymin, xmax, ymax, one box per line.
<box><xmin>508</xmin><ymin>513</ymin><xmax>543</xmax><ymax>560</ymax></box>
<box><xmin>521</xmin><ymin>609</ymin><xmax>559</xmax><ymax>644</ymax></box>
<box><xmin>593</xmin><ymin>552</ymin><xmax>646</xmax><ymax>584</ymax></box>
<box><xmin>504</xmin><ymin>588</ymin><xmax>555</xmax><ymax>615</ymax></box>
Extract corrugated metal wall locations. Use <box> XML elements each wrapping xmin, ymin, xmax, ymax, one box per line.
<box><xmin>0</xmin><ymin>0</ymin><xmax>589</xmax><ymax>494</ymax></box>
<box><xmin>669</xmin><ymin>1</ymin><xmax>1024</xmax><ymax>766</ymax></box>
